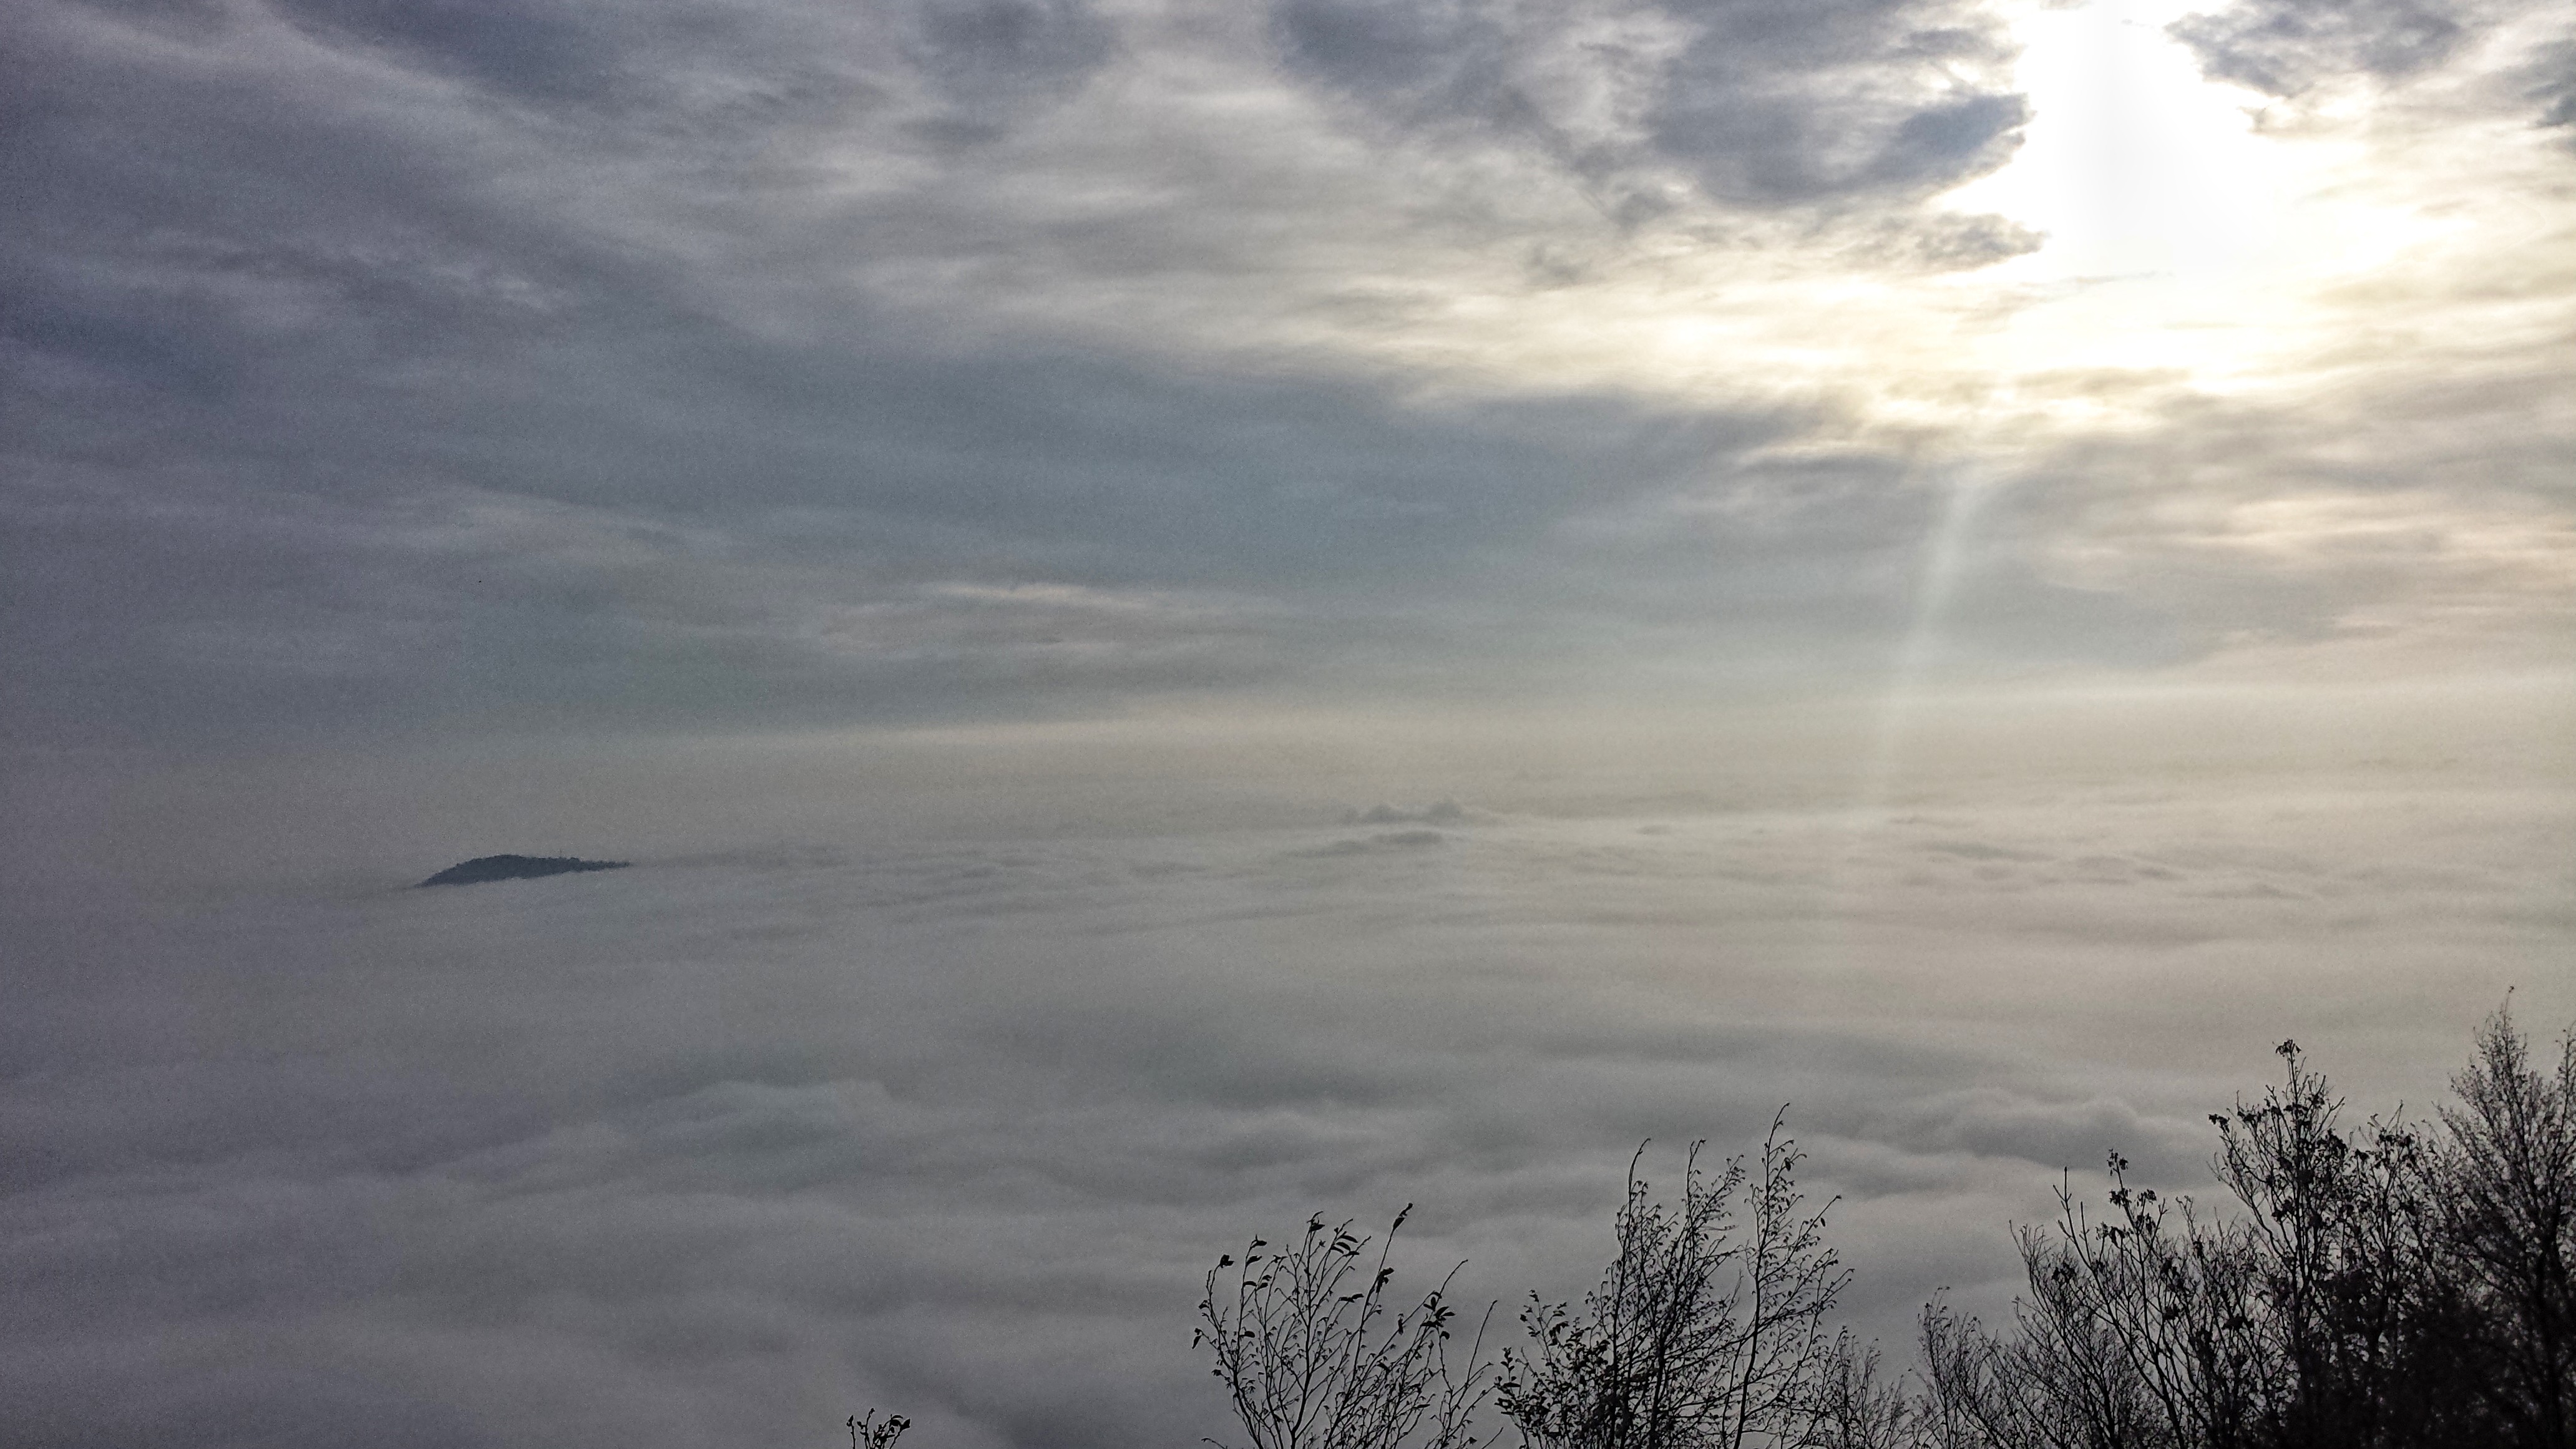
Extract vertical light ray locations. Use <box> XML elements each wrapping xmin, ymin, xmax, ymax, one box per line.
<box><xmin>1799</xmin><ymin>0</ymin><xmax>2278</xmax><ymax>977</ymax></box>
<box><xmin>1855</xmin><ymin>461</ymin><xmax>1999</xmax><ymax>822</ymax></box>
<box><xmin>1795</xmin><ymin>447</ymin><xmax>2001</xmax><ymax>981</ymax></box>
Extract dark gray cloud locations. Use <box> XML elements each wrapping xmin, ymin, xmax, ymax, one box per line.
<box><xmin>2531</xmin><ymin>37</ymin><xmax>2576</xmax><ymax>133</ymax></box>
<box><xmin>0</xmin><ymin>348</ymin><xmax>1851</xmax><ymax>744</ymax></box>
<box><xmin>22</xmin><ymin>0</ymin><xmax>2035</xmax><ymax>748</ymax></box>
<box><xmin>902</xmin><ymin>0</ymin><xmax>1116</xmax><ymax>122</ymax></box>
<box><xmin>2167</xmin><ymin>0</ymin><xmax>2474</xmax><ymax>97</ymax></box>
<box><xmin>1275</xmin><ymin>0</ymin><xmax>2029</xmax><ymax>220</ymax></box>
<box><xmin>265</xmin><ymin>0</ymin><xmax>673</xmax><ymax>109</ymax></box>
<box><xmin>14</xmin><ymin>0</ymin><xmax>2562</xmax><ymax>762</ymax></box>
<box><xmin>0</xmin><ymin>0</ymin><xmax>1792</xmax><ymax>743</ymax></box>
<box><xmin>245</xmin><ymin>0</ymin><xmax>1111</xmax><ymax>134</ymax></box>
<box><xmin>0</xmin><ymin>0</ymin><xmax>2115</xmax><ymax>753</ymax></box>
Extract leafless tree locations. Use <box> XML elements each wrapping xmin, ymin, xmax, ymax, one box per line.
<box><xmin>1195</xmin><ymin>1206</ymin><xmax>1496</xmax><ymax>1449</ymax></box>
<box><xmin>1798</xmin><ymin>1331</ymin><xmax>1921</xmax><ymax>1449</ymax></box>
<box><xmin>2437</xmin><ymin>1010</ymin><xmax>2576</xmax><ymax>1448</ymax></box>
<box><xmin>847</xmin><ymin>1409</ymin><xmax>909</xmax><ymax>1449</ymax></box>
<box><xmin>1499</xmin><ymin>1114</ymin><xmax>1850</xmax><ymax>1449</ymax></box>
<box><xmin>1913</xmin><ymin>1012</ymin><xmax>2576</xmax><ymax>1449</ymax></box>
<box><xmin>1182</xmin><ymin>1011</ymin><xmax>2576</xmax><ymax>1449</ymax></box>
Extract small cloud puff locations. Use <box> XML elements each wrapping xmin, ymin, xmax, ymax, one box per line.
<box><xmin>1342</xmin><ymin>799</ymin><xmax>1474</xmax><ymax>826</ymax></box>
<box><xmin>1291</xmin><ymin>828</ymin><xmax>1449</xmax><ymax>857</ymax></box>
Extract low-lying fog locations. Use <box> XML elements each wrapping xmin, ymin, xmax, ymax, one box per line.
<box><xmin>7</xmin><ymin>693</ymin><xmax>2568</xmax><ymax>1449</ymax></box>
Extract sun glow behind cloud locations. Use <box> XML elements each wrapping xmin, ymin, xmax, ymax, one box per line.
<box><xmin>825</xmin><ymin>0</ymin><xmax>2568</xmax><ymax>514</ymax></box>
<box><xmin>1959</xmin><ymin>0</ymin><xmax>2291</xmax><ymax>286</ymax></box>
<box><xmin>1939</xmin><ymin>0</ymin><xmax>2306</xmax><ymax>389</ymax></box>
<box><xmin>1932</xmin><ymin>0</ymin><xmax>2493</xmax><ymax>402</ymax></box>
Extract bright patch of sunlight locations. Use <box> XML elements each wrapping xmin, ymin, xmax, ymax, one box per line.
<box><xmin>1954</xmin><ymin>0</ymin><xmax>2288</xmax><ymax>283</ymax></box>
<box><xmin>1939</xmin><ymin>0</ymin><xmax>2445</xmax><ymax>389</ymax></box>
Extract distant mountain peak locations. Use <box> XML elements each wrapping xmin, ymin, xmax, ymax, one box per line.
<box><xmin>417</xmin><ymin>855</ymin><xmax>630</xmax><ymax>887</ymax></box>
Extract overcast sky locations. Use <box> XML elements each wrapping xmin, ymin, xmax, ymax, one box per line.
<box><xmin>4</xmin><ymin>0</ymin><xmax>2574</xmax><ymax>1445</ymax></box>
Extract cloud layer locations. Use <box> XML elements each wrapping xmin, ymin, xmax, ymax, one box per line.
<box><xmin>7</xmin><ymin>0</ymin><xmax>2574</xmax><ymax>754</ymax></box>
<box><xmin>7</xmin><ymin>741</ymin><xmax>2570</xmax><ymax>1448</ymax></box>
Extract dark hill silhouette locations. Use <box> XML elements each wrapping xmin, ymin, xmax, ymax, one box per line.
<box><xmin>417</xmin><ymin>855</ymin><xmax>630</xmax><ymax>887</ymax></box>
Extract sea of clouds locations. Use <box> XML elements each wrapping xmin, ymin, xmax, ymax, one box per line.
<box><xmin>7</xmin><ymin>703</ymin><xmax>2569</xmax><ymax>1449</ymax></box>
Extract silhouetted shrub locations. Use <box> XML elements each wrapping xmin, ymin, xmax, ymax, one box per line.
<box><xmin>847</xmin><ymin>1409</ymin><xmax>908</xmax><ymax>1449</ymax></box>
<box><xmin>1497</xmin><ymin>1116</ymin><xmax>1849</xmax><ymax>1449</ymax></box>
<box><xmin>1914</xmin><ymin>1010</ymin><xmax>2576</xmax><ymax>1449</ymax></box>
<box><xmin>2433</xmin><ymin>1012</ymin><xmax>2576</xmax><ymax>1448</ymax></box>
<box><xmin>1186</xmin><ymin>1010</ymin><xmax>2575</xmax><ymax>1449</ymax></box>
<box><xmin>1195</xmin><ymin>1206</ymin><xmax>1497</xmax><ymax>1449</ymax></box>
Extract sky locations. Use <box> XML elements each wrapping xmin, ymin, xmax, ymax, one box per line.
<box><xmin>3</xmin><ymin>0</ymin><xmax>2574</xmax><ymax>1445</ymax></box>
